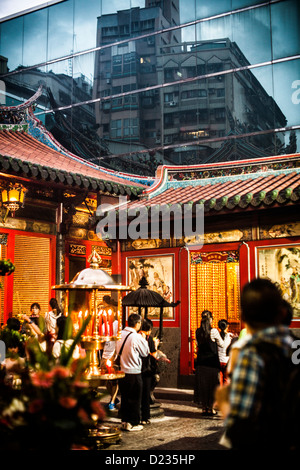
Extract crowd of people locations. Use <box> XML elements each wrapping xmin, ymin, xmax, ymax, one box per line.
<box><xmin>1</xmin><ymin>278</ymin><xmax>299</xmax><ymax>448</ymax></box>
<box><xmin>104</xmin><ymin>276</ymin><xmax>299</xmax><ymax>446</ymax></box>
<box><xmin>98</xmin><ymin>303</ymin><xmax>165</xmax><ymax>432</ymax></box>
<box><xmin>0</xmin><ymin>295</ymin><xmax>166</xmax><ymax>434</ymax></box>
<box><xmin>0</xmin><ymin>298</ymin><xmax>85</xmax><ymax>384</ymax></box>
<box><xmin>195</xmin><ymin>278</ymin><xmax>299</xmax><ymax>450</ymax></box>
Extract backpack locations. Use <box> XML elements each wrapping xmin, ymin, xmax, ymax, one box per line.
<box><xmin>253</xmin><ymin>341</ymin><xmax>300</xmax><ymax>450</ymax></box>
<box><xmin>280</xmin><ymin>345</ymin><xmax>300</xmax><ymax>451</ymax></box>
<box><xmin>227</xmin><ymin>340</ymin><xmax>300</xmax><ymax>450</ymax></box>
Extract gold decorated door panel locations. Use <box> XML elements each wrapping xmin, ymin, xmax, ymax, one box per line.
<box><xmin>190</xmin><ymin>251</ymin><xmax>241</xmax><ymax>363</ymax></box>
<box><xmin>12</xmin><ymin>234</ymin><xmax>51</xmax><ymax>316</ymax></box>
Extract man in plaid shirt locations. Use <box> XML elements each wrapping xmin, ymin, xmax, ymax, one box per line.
<box><xmin>216</xmin><ymin>278</ymin><xmax>294</xmax><ymax>450</ymax></box>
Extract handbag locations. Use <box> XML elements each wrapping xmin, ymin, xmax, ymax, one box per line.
<box><xmin>141</xmin><ymin>354</ymin><xmax>152</xmax><ymax>375</ymax></box>
<box><xmin>114</xmin><ymin>331</ymin><xmax>133</xmax><ymax>367</ymax></box>
<box><xmin>196</xmin><ymin>338</ymin><xmax>221</xmax><ymax>369</ymax></box>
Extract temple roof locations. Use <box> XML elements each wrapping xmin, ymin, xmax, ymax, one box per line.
<box><xmin>0</xmin><ymin>86</ymin><xmax>152</xmax><ymax>196</ymax></box>
<box><xmin>0</xmin><ymin>128</ymin><xmax>146</xmax><ymax>197</ymax></box>
<box><xmin>201</xmin><ymin>133</ymin><xmax>269</xmax><ymax>164</ymax></box>
<box><xmin>1</xmin><ymin>87</ymin><xmax>299</xmax><ymax>206</ymax></box>
<box><xmin>125</xmin><ymin>153</ymin><xmax>300</xmax><ymax>214</ymax></box>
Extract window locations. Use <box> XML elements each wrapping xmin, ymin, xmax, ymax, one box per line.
<box><xmin>123</xmin><ymin>52</ymin><xmax>137</xmax><ymax>73</ymax></box>
<box><xmin>123</xmin><ymin>83</ymin><xmax>137</xmax><ymax>93</ymax></box>
<box><xmin>13</xmin><ymin>234</ymin><xmax>50</xmax><ymax>316</ymax></box>
<box><xmin>184</xmin><ymin>64</ymin><xmax>206</xmax><ymax>78</ymax></box>
<box><xmin>164</xmin><ymin>114</ymin><xmax>174</xmax><ymax>127</ymax></box>
<box><xmin>144</xmin><ymin>120</ymin><xmax>156</xmax><ymax>129</ymax></box>
<box><xmin>164</xmin><ymin>68</ymin><xmax>177</xmax><ymax>81</ymax></box>
<box><xmin>112</xmin><ymin>86</ymin><xmax>122</xmax><ymax>94</ymax></box>
<box><xmin>215</xmin><ymin>108</ymin><xmax>226</xmax><ymax>120</ymax></box>
<box><xmin>111</xmin><ymin>119</ymin><xmax>122</xmax><ymax>138</ymax></box>
<box><xmin>110</xmin><ymin>118</ymin><xmax>139</xmax><ymax>138</ymax></box>
<box><xmin>181</xmin><ymin>89</ymin><xmax>207</xmax><ymax>99</ymax></box>
<box><xmin>140</xmin><ymin>19</ymin><xmax>155</xmax><ymax>31</ymax></box>
<box><xmin>111</xmin><ymin>97</ymin><xmax>122</xmax><ymax>107</ymax></box>
<box><xmin>124</xmin><ymin>95</ymin><xmax>137</xmax><ymax>105</ymax></box>
<box><xmin>164</xmin><ymin>92</ymin><xmax>177</xmax><ymax>102</ymax></box>
<box><xmin>123</xmin><ymin>118</ymin><xmax>138</xmax><ymax>136</ymax></box>
<box><xmin>207</xmin><ymin>63</ymin><xmax>223</xmax><ymax>73</ymax></box>
<box><xmin>112</xmin><ymin>55</ymin><xmax>122</xmax><ymax>74</ymax></box>
<box><xmin>119</xmin><ymin>25</ymin><xmax>129</xmax><ymax>35</ymax></box>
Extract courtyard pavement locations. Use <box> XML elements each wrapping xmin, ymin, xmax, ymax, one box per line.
<box><xmin>100</xmin><ymin>388</ymin><xmax>226</xmax><ymax>452</ymax></box>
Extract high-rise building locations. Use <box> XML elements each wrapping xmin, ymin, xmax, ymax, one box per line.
<box><xmin>157</xmin><ymin>38</ymin><xmax>287</xmax><ymax>164</ymax></box>
<box><xmin>94</xmin><ymin>2</ymin><xmax>181</xmax><ymax>149</ymax></box>
<box><xmin>94</xmin><ymin>3</ymin><xmax>286</xmax><ymax>166</ymax></box>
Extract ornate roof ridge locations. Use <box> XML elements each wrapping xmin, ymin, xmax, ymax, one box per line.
<box><xmin>0</xmin><ymin>86</ymin><xmax>153</xmax><ymax>188</ymax></box>
<box><xmin>144</xmin><ymin>152</ymin><xmax>300</xmax><ymax>198</ymax></box>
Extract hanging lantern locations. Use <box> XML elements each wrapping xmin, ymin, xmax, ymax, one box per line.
<box><xmin>1</xmin><ymin>183</ymin><xmax>27</xmax><ymax>219</ymax></box>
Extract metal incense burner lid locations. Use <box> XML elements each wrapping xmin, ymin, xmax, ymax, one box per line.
<box><xmin>72</xmin><ymin>249</ymin><xmax>114</xmax><ymax>286</ymax></box>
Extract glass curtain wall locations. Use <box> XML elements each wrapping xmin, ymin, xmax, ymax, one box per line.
<box><xmin>0</xmin><ymin>0</ymin><xmax>299</xmax><ymax>176</ymax></box>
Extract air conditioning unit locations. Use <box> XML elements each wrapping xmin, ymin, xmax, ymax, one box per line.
<box><xmin>106</xmin><ymin>78</ymin><xmax>111</xmax><ymax>84</ymax></box>
<box><xmin>169</xmin><ymin>101</ymin><xmax>177</xmax><ymax>107</ymax></box>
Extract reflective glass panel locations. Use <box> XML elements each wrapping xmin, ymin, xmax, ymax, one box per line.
<box><xmin>195</xmin><ymin>0</ymin><xmax>232</xmax><ymax>19</ymax></box>
<box><xmin>0</xmin><ymin>0</ymin><xmax>299</xmax><ymax>173</ymax></box>
<box><xmin>232</xmin><ymin>0</ymin><xmax>265</xmax><ymax>8</ymax></box>
<box><xmin>273</xmin><ymin>59</ymin><xmax>300</xmax><ymax>128</ymax></box>
<box><xmin>0</xmin><ymin>17</ymin><xmax>23</xmax><ymax>73</ymax></box>
<box><xmin>179</xmin><ymin>0</ymin><xmax>196</xmax><ymax>23</ymax></box>
<box><xmin>232</xmin><ymin>5</ymin><xmax>271</xmax><ymax>64</ymax></box>
<box><xmin>74</xmin><ymin>0</ymin><xmax>101</xmax><ymax>53</ymax></box>
<box><xmin>2</xmin><ymin>64</ymin><xmax>50</xmax><ymax>110</ymax></box>
<box><xmin>195</xmin><ymin>15</ymin><xmax>232</xmax><ymax>44</ymax></box>
<box><xmin>47</xmin><ymin>0</ymin><xmax>74</xmax><ymax>62</ymax></box>
<box><xmin>23</xmin><ymin>9</ymin><xmax>48</xmax><ymax>68</ymax></box>
<box><xmin>101</xmin><ymin>0</ymin><xmax>131</xmax><ymax>16</ymax></box>
<box><xmin>271</xmin><ymin>0</ymin><xmax>300</xmax><ymax>60</ymax></box>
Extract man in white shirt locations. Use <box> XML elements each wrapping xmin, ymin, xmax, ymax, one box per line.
<box><xmin>116</xmin><ymin>313</ymin><xmax>149</xmax><ymax>431</ymax></box>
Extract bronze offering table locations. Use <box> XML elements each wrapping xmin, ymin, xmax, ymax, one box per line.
<box><xmin>52</xmin><ymin>249</ymin><xmax>131</xmax><ymax>446</ymax></box>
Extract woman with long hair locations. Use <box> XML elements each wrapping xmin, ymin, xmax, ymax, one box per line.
<box><xmin>194</xmin><ymin>310</ymin><xmax>224</xmax><ymax>416</ymax></box>
<box><xmin>217</xmin><ymin>319</ymin><xmax>234</xmax><ymax>386</ymax></box>
<box><xmin>52</xmin><ymin>315</ymin><xmax>81</xmax><ymax>361</ymax></box>
<box><xmin>44</xmin><ymin>297</ymin><xmax>62</xmax><ymax>337</ymax></box>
